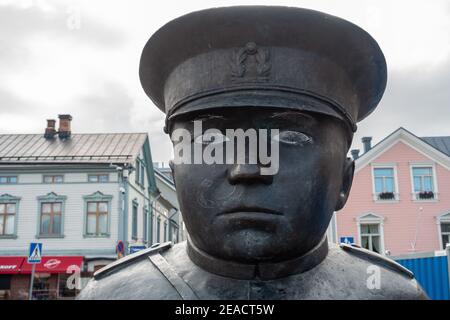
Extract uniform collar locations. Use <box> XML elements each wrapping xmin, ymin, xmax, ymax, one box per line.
<box><xmin>186</xmin><ymin>236</ymin><xmax>328</xmax><ymax>280</ymax></box>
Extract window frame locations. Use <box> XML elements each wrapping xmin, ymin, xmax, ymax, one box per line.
<box><xmin>410</xmin><ymin>163</ymin><xmax>439</xmax><ymax>201</ymax></box>
<box><xmin>36</xmin><ymin>192</ymin><xmax>66</xmax><ymax>238</ymax></box>
<box><xmin>437</xmin><ymin>212</ymin><xmax>450</xmax><ymax>250</ymax></box>
<box><xmin>357</xmin><ymin>212</ymin><xmax>385</xmax><ymax>255</ymax></box>
<box><xmin>87</xmin><ymin>174</ymin><xmax>109</xmax><ymax>183</ymax></box>
<box><xmin>371</xmin><ymin>164</ymin><xmax>399</xmax><ymax>202</ymax></box>
<box><xmin>168</xmin><ymin>220</ymin><xmax>179</xmax><ymax>243</ymax></box>
<box><xmin>0</xmin><ymin>194</ymin><xmax>20</xmax><ymax>238</ymax></box>
<box><xmin>0</xmin><ymin>176</ymin><xmax>18</xmax><ymax>184</ymax></box>
<box><xmin>156</xmin><ymin>216</ymin><xmax>161</xmax><ymax>243</ymax></box>
<box><xmin>42</xmin><ymin>175</ymin><xmax>64</xmax><ymax>184</ymax></box>
<box><xmin>132</xmin><ymin>200</ymin><xmax>138</xmax><ymax>240</ymax></box>
<box><xmin>135</xmin><ymin>158</ymin><xmax>146</xmax><ymax>188</ymax></box>
<box><xmin>83</xmin><ymin>191</ymin><xmax>113</xmax><ymax>238</ymax></box>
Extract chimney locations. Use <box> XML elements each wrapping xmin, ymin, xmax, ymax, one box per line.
<box><xmin>362</xmin><ymin>136</ymin><xmax>372</xmax><ymax>153</ymax></box>
<box><xmin>44</xmin><ymin>119</ymin><xmax>57</xmax><ymax>139</ymax></box>
<box><xmin>58</xmin><ymin>114</ymin><xmax>72</xmax><ymax>139</ymax></box>
<box><xmin>351</xmin><ymin>149</ymin><xmax>360</xmax><ymax>160</ymax></box>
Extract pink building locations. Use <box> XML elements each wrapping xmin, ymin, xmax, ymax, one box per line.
<box><xmin>336</xmin><ymin>128</ymin><xmax>450</xmax><ymax>257</ymax></box>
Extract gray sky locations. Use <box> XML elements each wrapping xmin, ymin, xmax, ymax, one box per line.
<box><xmin>1</xmin><ymin>0</ymin><xmax>449</xmax><ymax>164</ymax></box>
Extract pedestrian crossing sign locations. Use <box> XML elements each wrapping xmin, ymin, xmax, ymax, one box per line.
<box><xmin>339</xmin><ymin>237</ymin><xmax>354</xmax><ymax>245</ymax></box>
<box><xmin>28</xmin><ymin>243</ymin><xmax>42</xmax><ymax>264</ymax></box>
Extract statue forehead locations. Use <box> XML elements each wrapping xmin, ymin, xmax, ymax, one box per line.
<box><xmin>171</xmin><ymin>109</ymin><xmax>329</xmax><ymax>130</ymax></box>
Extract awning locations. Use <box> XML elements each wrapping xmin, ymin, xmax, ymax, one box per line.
<box><xmin>0</xmin><ymin>257</ymin><xmax>25</xmax><ymax>274</ymax></box>
<box><xmin>20</xmin><ymin>256</ymin><xmax>84</xmax><ymax>274</ymax></box>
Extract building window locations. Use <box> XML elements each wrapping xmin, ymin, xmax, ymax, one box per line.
<box><xmin>135</xmin><ymin>159</ymin><xmax>140</xmax><ymax>185</ymax></box>
<box><xmin>441</xmin><ymin>223</ymin><xmax>450</xmax><ymax>250</ymax></box>
<box><xmin>37</xmin><ymin>192</ymin><xmax>66</xmax><ymax>238</ymax></box>
<box><xmin>164</xmin><ymin>221</ymin><xmax>168</xmax><ymax>242</ymax></box>
<box><xmin>360</xmin><ymin>223</ymin><xmax>381</xmax><ymax>254</ymax></box>
<box><xmin>156</xmin><ymin>216</ymin><xmax>161</xmax><ymax>242</ymax></box>
<box><xmin>140</xmin><ymin>162</ymin><xmax>145</xmax><ymax>187</ymax></box>
<box><xmin>83</xmin><ymin>191</ymin><xmax>112</xmax><ymax>237</ymax></box>
<box><xmin>143</xmin><ymin>207</ymin><xmax>148</xmax><ymax>242</ymax></box>
<box><xmin>0</xmin><ymin>203</ymin><xmax>16</xmax><ymax>236</ymax></box>
<box><xmin>0</xmin><ymin>194</ymin><xmax>20</xmax><ymax>238</ymax></box>
<box><xmin>169</xmin><ymin>220</ymin><xmax>179</xmax><ymax>243</ymax></box>
<box><xmin>357</xmin><ymin>213</ymin><xmax>385</xmax><ymax>254</ymax></box>
<box><xmin>86</xmin><ymin>202</ymin><xmax>108</xmax><ymax>236</ymax></box>
<box><xmin>43</xmin><ymin>175</ymin><xmax>63</xmax><ymax>183</ymax></box>
<box><xmin>132</xmin><ymin>201</ymin><xmax>138</xmax><ymax>240</ymax></box>
<box><xmin>373</xmin><ymin>167</ymin><xmax>396</xmax><ymax>200</ymax></box>
<box><xmin>40</xmin><ymin>202</ymin><xmax>62</xmax><ymax>236</ymax></box>
<box><xmin>412</xmin><ymin>166</ymin><xmax>436</xmax><ymax>200</ymax></box>
<box><xmin>0</xmin><ymin>176</ymin><xmax>17</xmax><ymax>184</ymax></box>
<box><xmin>135</xmin><ymin>159</ymin><xmax>145</xmax><ymax>188</ymax></box>
<box><xmin>88</xmin><ymin>174</ymin><xmax>109</xmax><ymax>183</ymax></box>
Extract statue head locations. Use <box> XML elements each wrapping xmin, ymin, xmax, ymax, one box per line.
<box><xmin>140</xmin><ymin>6</ymin><xmax>386</xmax><ymax>263</ymax></box>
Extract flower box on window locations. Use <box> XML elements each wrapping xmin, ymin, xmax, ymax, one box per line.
<box><xmin>418</xmin><ymin>191</ymin><xmax>434</xmax><ymax>200</ymax></box>
<box><xmin>378</xmin><ymin>192</ymin><xmax>395</xmax><ymax>200</ymax></box>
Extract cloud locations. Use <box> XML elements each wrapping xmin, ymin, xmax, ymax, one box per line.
<box><xmin>0</xmin><ymin>2</ymin><xmax>124</xmax><ymax>70</ymax></box>
<box><xmin>72</xmin><ymin>81</ymin><xmax>135</xmax><ymax>133</ymax></box>
<box><xmin>0</xmin><ymin>87</ymin><xmax>33</xmax><ymax>114</ymax></box>
<box><xmin>1</xmin><ymin>0</ymin><xmax>449</xmax><ymax>164</ymax></box>
<box><xmin>352</xmin><ymin>56</ymin><xmax>450</xmax><ymax>151</ymax></box>
<box><xmin>0</xmin><ymin>2</ymin><xmax>124</xmax><ymax>44</ymax></box>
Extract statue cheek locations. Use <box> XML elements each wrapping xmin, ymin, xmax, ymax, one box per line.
<box><xmin>196</xmin><ymin>178</ymin><xmax>243</xmax><ymax>209</ymax></box>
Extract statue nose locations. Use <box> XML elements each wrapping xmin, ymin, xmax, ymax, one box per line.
<box><xmin>228</xmin><ymin>164</ymin><xmax>273</xmax><ymax>185</ymax></box>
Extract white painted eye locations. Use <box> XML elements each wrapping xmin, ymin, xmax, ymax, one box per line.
<box><xmin>273</xmin><ymin>131</ymin><xmax>312</xmax><ymax>145</ymax></box>
<box><xmin>194</xmin><ymin>132</ymin><xmax>229</xmax><ymax>145</ymax></box>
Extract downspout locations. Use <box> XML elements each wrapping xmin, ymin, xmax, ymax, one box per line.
<box><xmin>115</xmin><ymin>163</ymin><xmax>132</xmax><ymax>256</ymax></box>
<box><xmin>110</xmin><ymin>163</ymin><xmax>129</xmax><ymax>257</ymax></box>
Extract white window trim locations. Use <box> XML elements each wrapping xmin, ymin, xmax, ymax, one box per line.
<box><xmin>87</xmin><ymin>173</ymin><xmax>110</xmax><ymax>183</ymax></box>
<box><xmin>371</xmin><ymin>163</ymin><xmax>400</xmax><ymax>202</ymax></box>
<box><xmin>437</xmin><ymin>212</ymin><xmax>450</xmax><ymax>250</ymax></box>
<box><xmin>42</xmin><ymin>174</ymin><xmax>64</xmax><ymax>184</ymax></box>
<box><xmin>356</xmin><ymin>212</ymin><xmax>386</xmax><ymax>255</ymax></box>
<box><xmin>409</xmin><ymin>162</ymin><xmax>439</xmax><ymax>201</ymax></box>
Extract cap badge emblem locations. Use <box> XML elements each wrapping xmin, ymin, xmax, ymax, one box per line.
<box><xmin>230</xmin><ymin>42</ymin><xmax>271</xmax><ymax>82</ymax></box>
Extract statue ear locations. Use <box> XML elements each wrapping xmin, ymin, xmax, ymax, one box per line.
<box><xmin>335</xmin><ymin>157</ymin><xmax>354</xmax><ymax>211</ymax></box>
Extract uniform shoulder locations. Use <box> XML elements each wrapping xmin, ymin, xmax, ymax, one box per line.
<box><xmin>93</xmin><ymin>242</ymin><xmax>172</xmax><ymax>280</ymax></box>
<box><xmin>77</xmin><ymin>242</ymin><xmax>180</xmax><ymax>300</ymax></box>
<box><xmin>339</xmin><ymin>243</ymin><xmax>414</xmax><ymax>278</ymax></box>
<box><xmin>328</xmin><ymin>243</ymin><xmax>428</xmax><ymax>299</ymax></box>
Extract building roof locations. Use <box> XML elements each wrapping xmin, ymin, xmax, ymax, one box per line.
<box><xmin>0</xmin><ymin>133</ymin><xmax>148</xmax><ymax>164</ymax></box>
<box><xmin>154</xmin><ymin>166</ymin><xmax>174</xmax><ymax>183</ymax></box>
<box><xmin>420</xmin><ymin>136</ymin><xmax>450</xmax><ymax>157</ymax></box>
<box><xmin>354</xmin><ymin>127</ymin><xmax>450</xmax><ymax>173</ymax></box>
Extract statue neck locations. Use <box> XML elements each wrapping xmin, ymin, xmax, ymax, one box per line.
<box><xmin>186</xmin><ymin>236</ymin><xmax>329</xmax><ymax>280</ymax></box>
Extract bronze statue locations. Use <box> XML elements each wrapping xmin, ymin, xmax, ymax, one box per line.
<box><xmin>78</xmin><ymin>6</ymin><xmax>428</xmax><ymax>300</ymax></box>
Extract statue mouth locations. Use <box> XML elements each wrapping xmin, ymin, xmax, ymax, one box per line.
<box><xmin>219</xmin><ymin>206</ymin><xmax>283</xmax><ymax>216</ymax></box>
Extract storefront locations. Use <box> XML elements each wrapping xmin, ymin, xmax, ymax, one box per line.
<box><xmin>0</xmin><ymin>256</ymin><xmax>83</xmax><ymax>300</ymax></box>
<box><xmin>0</xmin><ymin>257</ymin><xmax>24</xmax><ymax>299</ymax></box>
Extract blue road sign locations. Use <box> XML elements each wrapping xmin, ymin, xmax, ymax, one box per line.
<box><xmin>339</xmin><ymin>237</ymin><xmax>354</xmax><ymax>245</ymax></box>
<box><xmin>116</xmin><ymin>241</ymin><xmax>125</xmax><ymax>254</ymax></box>
<box><xmin>129</xmin><ymin>246</ymin><xmax>146</xmax><ymax>254</ymax></box>
<box><xmin>28</xmin><ymin>243</ymin><xmax>42</xmax><ymax>264</ymax></box>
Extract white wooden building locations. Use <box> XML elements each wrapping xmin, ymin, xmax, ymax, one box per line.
<box><xmin>0</xmin><ymin>115</ymin><xmax>182</xmax><ymax>299</ymax></box>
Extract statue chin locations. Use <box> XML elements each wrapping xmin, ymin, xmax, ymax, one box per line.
<box><xmin>222</xmin><ymin>229</ymin><xmax>279</xmax><ymax>262</ymax></box>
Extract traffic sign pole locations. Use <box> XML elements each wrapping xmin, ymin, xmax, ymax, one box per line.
<box><xmin>27</xmin><ymin>242</ymin><xmax>42</xmax><ymax>300</ymax></box>
<box><xmin>29</xmin><ymin>264</ymin><xmax>35</xmax><ymax>300</ymax></box>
